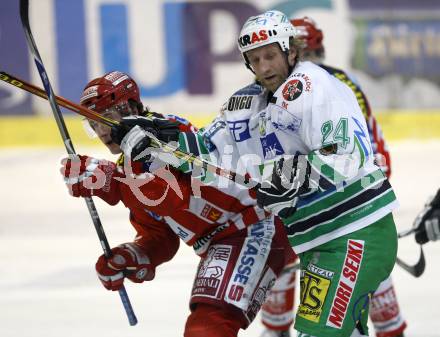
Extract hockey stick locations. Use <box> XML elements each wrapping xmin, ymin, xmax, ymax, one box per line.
<box><xmin>19</xmin><ymin>0</ymin><xmax>137</xmax><ymax>325</ymax></box>
<box><xmin>394</xmin><ymin>225</ymin><xmax>427</xmax><ymax>278</ymax></box>
<box><xmin>0</xmin><ymin>70</ymin><xmax>257</xmax><ymax>189</ymax></box>
<box><xmin>4</xmin><ymin>65</ymin><xmax>427</xmax><ymax>280</ymax></box>
<box><xmin>1</xmin><ymin>68</ymin><xmax>429</xmax><ymax>275</ymax></box>
<box><xmin>397</xmin><ymin>227</ymin><xmax>417</xmax><ymax>239</ymax></box>
<box><xmin>0</xmin><ymin>66</ymin><xmax>431</xmax><ymax>279</ymax></box>
<box><xmin>393</xmin><ymin>208</ymin><xmax>427</xmax><ymax>277</ymax></box>
<box><xmin>0</xmin><ymin>71</ymin><xmax>115</xmax><ymax>127</ymax></box>
<box><xmin>396</xmin><ymin>246</ymin><xmax>425</xmax><ymax>278</ymax></box>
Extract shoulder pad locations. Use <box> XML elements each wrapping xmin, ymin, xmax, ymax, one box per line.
<box><xmin>224</xmin><ymin>83</ymin><xmax>262</xmax><ymax>112</ymax></box>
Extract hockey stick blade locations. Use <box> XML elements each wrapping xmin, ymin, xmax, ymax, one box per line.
<box><xmin>396</xmin><ymin>246</ymin><xmax>425</xmax><ymax>278</ymax></box>
<box><xmin>19</xmin><ymin>0</ymin><xmax>137</xmax><ymax>325</ymax></box>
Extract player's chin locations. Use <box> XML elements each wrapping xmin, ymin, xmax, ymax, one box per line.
<box><xmin>263</xmin><ymin>77</ymin><xmax>283</xmax><ymax>93</ymax></box>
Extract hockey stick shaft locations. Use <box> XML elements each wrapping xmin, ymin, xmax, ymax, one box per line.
<box><xmin>397</xmin><ymin>227</ymin><xmax>417</xmax><ymax>238</ymax></box>
<box><xmin>19</xmin><ymin>0</ymin><xmax>137</xmax><ymax>325</ymax></box>
<box><xmin>0</xmin><ymin>71</ymin><xmax>116</xmax><ymax>127</ymax></box>
<box><xmin>0</xmin><ymin>70</ymin><xmax>257</xmax><ymax>189</ymax></box>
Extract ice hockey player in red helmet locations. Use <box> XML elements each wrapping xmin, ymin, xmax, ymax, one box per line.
<box><xmin>61</xmin><ymin>70</ymin><xmax>295</xmax><ymax>337</ymax></box>
<box><xmin>79</xmin><ymin>71</ymin><xmax>149</xmax><ymax>154</ymax></box>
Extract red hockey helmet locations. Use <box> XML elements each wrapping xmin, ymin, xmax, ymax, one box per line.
<box><xmin>80</xmin><ymin>71</ymin><xmax>141</xmax><ymax>112</ymax></box>
<box><xmin>290</xmin><ymin>17</ymin><xmax>324</xmax><ymax>52</ymax></box>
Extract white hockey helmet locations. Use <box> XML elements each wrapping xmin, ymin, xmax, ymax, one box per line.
<box><xmin>238</xmin><ymin>10</ymin><xmax>296</xmax><ymax>67</ymax></box>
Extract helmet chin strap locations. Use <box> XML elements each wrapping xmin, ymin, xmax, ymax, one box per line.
<box><xmin>243</xmin><ymin>54</ymin><xmax>256</xmax><ymax>74</ymax></box>
<box><xmin>246</xmin><ymin>63</ymin><xmax>255</xmax><ymax>74</ymax></box>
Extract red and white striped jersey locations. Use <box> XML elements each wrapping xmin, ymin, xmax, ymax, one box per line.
<box><xmin>111</xmin><ymin>162</ymin><xmax>266</xmax><ymax>257</ymax></box>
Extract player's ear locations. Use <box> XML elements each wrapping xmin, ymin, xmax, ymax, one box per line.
<box><xmin>287</xmin><ymin>47</ymin><xmax>297</xmax><ymax>67</ymax></box>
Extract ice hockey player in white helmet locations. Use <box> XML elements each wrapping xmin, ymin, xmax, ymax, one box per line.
<box><xmin>111</xmin><ymin>10</ymin><xmax>401</xmax><ymax>337</ymax></box>
<box><xmin>259</xmin><ymin>16</ymin><xmax>407</xmax><ymax>337</ymax></box>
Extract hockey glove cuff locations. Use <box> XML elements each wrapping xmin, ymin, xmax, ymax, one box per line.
<box><xmin>95</xmin><ymin>242</ymin><xmax>155</xmax><ymax>291</ymax></box>
<box><xmin>257</xmin><ymin>155</ymin><xmax>312</xmax><ymax>219</ymax></box>
<box><xmin>111</xmin><ymin>115</ymin><xmax>180</xmax><ymax>162</ymax></box>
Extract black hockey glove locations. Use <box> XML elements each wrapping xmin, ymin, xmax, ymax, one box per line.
<box><xmin>415</xmin><ymin>189</ymin><xmax>440</xmax><ymax>244</ymax></box>
<box><xmin>256</xmin><ymin>155</ymin><xmax>313</xmax><ymax>219</ymax></box>
<box><xmin>111</xmin><ymin>114</ymin><xmax>180</xmax><ymax>162</ymax></box>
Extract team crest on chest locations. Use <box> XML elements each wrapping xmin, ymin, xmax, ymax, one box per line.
<box><xmin>282</xmin><ymin>79</ymin><xmax>303</xmax><ymax>101</ymax></box>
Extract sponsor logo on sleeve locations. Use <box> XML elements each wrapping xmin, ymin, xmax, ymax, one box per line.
<box><xmin>292</xmin><ymin>73</ymin><xmax>312</xmax><ymax>92</ymax></box>
<box><xmin>297</xmin><ymin>264</ymin><xmax>334</xmax><ymax>323</ymax></box>
<box><xmin>201</xmin><ymin>204</ymin><xmax>223</xmax><ymax>222</ymax></box>
<box><xmin>193</xmin><ymin>223</ymin><xmax>229</xmax><ymax>256</ymax></box>
<box><xmin>227</xmin><ymin>95</ymin><xmax>253</xmax><ymax>111</ymax></box>
<box><xmin>228</xmin><ymin>119</ymin><xmax>251</xmax><ymax>142</ymax></box>
<box><xmin>282</xmin><ymin>79</ymin><xmax>303</xmax><ymax>101</ymax></box>
<box><xmin>203</xmin><ymin>119</ymin><xmax>226</xmax><ymax>152</ymax></box>
<box><xmin>326</xmin><ymin>239</ymin><xmax>365</xmax><ymax>329</ymax></box>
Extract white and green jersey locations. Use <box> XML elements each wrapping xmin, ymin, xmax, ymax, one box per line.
<box><xmin>178</xmin><ymin>61</ymin><xmax>398</xmax><ymax>254</ymax></box>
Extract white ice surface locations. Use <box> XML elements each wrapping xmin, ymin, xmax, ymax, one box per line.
<box><xmin>1</xmin><ymin>141</ymin><xmax>439</xmax><ymax>336</ymax></box>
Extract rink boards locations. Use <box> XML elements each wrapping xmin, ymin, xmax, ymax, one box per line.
<box><xmin>1</xmin><ymin>111</ymin><xmax>440</xmax><ymax>147</ymax></box>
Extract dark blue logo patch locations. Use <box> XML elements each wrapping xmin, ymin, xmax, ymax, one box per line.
<box><xmin>260</xmin><ymin>132</ymin><xmax>284</xmax><ymax>158</ymax></box>
<box><xmin>228</xmin><ymin>119</ymin><xmax>251</xmax><ymax>142</ymax></box>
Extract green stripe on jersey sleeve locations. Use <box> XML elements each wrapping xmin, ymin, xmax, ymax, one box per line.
<box><xmin>284</xmin><ymin>169</ymin><xmax>386</xmax><ymax>224</ymax></box>
<box><xmin>287</xmin><ymin>188</ymin><xmax>396</xmax><ymax>248</ymax></box>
